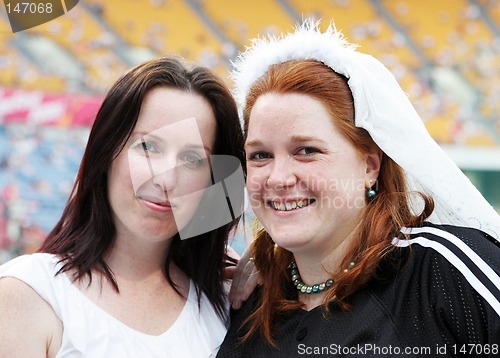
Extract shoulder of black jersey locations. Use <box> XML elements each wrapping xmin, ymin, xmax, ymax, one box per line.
<box><xmin>391</xmin><ymin>221</ymin><xmax>500</xmax><ymax>316</ymax></box>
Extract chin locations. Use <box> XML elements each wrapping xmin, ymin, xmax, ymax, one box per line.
<box><xmin>267</xmin><ymin>230</ymin><xmax>305</xmax><ymax>250</ymax></box>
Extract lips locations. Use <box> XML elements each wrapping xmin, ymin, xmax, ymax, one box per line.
<box><xmin>268</xmin><ymin>198</ymin><xmax>316</xmax><ymax>211</ymax></box>
<box><xmin>138</xmin><ymin>195</ymin><xmax>173</xmax><ymax>212</ymax></box>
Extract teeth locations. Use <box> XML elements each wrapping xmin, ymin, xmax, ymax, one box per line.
<box><xmin>271</xmin><ymin>199</ymin><xmax>312</xmax><ymax>211</ymax></box>
<box><xmin>274</xmin><ymin>202</ymin><xmax>286</xmax><ymax>211</ymax></box>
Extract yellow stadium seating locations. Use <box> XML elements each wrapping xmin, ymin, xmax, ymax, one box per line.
<box><xmin>203</xmin><ymin>0</ymin><xmax>293</xmax><ymax>46</ymax></box>
<box><xmin>26</xmin><ymin>4</ymin><xmax>128</xmax><ymax>94</ymax></box>
<box><xmin>0</xmin><ymin>17</ymin><xmax>66</xmax><ymax>92</ymax></box>
<box><xmin>97</xmin><ymin>0</ymin><xmax>227</xmax><ymax>75</ymax></box>
<box><xmin>382</xmin><ymin>0</ymin><xmax>494</xmax><ymax>64</ymax></box>
<box><xmin>0</xmin><ymin>0</ymin><xmax>497</xmax><ymax>145</ymax></box>
<box><xmin>289</xmin><ymin>0</ymin><xmax>421</xmax><ymax>68</ymax></box>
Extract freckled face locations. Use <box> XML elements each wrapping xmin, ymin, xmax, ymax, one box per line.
<box><xmin>245</xmin><ymin>93</ymin><xmax>373</xmax><ymax>255</ymax></box>
<box><xmin>108</xmin><ymin>87</ymin><xmax>216</xmax><ymax>243</ymax></box>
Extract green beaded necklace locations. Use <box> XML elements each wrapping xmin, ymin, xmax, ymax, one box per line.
<box><xmin>290</xmin><ymin>261</ymin><xmax>356</xmax><ymax>294</ymax></box>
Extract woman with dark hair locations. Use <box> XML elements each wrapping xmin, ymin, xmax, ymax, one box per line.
<box><xmin>0</xmin><ymin>56</ymin><xmax>246</xmax><ymax>356</ymax></box>
<box><xmin>218</xmin><ymin>22</ymin><xmax>500</xmax><ymax>357</ymax></box>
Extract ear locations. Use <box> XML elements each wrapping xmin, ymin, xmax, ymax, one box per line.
<box><xmin>364</xmin><ymin>149</ymin><xmax>382</xmax><ymax>188</ymax></box>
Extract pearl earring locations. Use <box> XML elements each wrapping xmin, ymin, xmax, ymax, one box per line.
<box><xmin>366</xmin><ymin>179</ymin><xmax>377</xmax><ymax>200</ymax></box>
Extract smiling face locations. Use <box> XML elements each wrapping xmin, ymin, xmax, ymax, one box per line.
<box><xmin>245</xmin><ymin>92</ymin><xmax>380</xmax><ymax>256</ymax></box>
<box><xmin>108</xmin><ymin>87</ymin><xmax>216</xmax><ymax>243</ymax></box>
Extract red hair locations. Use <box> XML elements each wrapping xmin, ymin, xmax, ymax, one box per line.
<box><xmin>241</xmin><ymin>60</ymin><xmax>434</xmax><ymax>346</ymax></box>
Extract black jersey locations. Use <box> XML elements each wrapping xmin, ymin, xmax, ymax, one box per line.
<box><xmin>218</xmin><ymin>223</ymin><xmax>500</xmax><ymax>357</ymax></box>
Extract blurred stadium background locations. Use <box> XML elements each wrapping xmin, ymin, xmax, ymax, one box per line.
<box><xmin>0</xmin><ymin>0</ymin><xmax>499</xmax><ymax>262</ymax></box>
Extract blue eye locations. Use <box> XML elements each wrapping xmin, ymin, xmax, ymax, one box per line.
<box><xmin>181</xmin><ymin>152</ymin><xmax>204</xmax><ymax>167</ymax></box>
<box><xmin>296</xmin><ymin>147</ymin><xmax>320</xmax><ymax>155</ymax></box>
<box><xmin>135</xmin><ymin>141</ymin><xmax>159</xmax><ymax>155</ymax></box>
<box><xmin>248</xmin><ymin>152</ymin><xmax>272</xmax><ymax>161</ymax></box>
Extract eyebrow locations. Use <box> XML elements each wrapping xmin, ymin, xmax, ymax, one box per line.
<box><xmin>290</xmin><ymin>135</ymin><xmax>319</xmax><ymax>143</ymax></box>
<box><xmin>245</xmin><ymin>135</ymin><xmax>323</xmax><ymax>148</ymax></box>
<box><xmin>244</xmin><ymin>139</ymin><xmax>263</xmax><ymax>148</ymax></box>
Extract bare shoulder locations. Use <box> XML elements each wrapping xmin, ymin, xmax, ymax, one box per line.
<box><xmin>0</xmin><ymin>277</ymin><xmax>63</xmax><ymax>358</ymax></box>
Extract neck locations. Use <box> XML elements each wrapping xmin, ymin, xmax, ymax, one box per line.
<box><xmin>292</xmin><ymin>236</ymin><xmax>351</xmax><ymax>285</ymax></box>
<box><xmin>102</xmin><ymin>239</ymin><xmax>189</xmax><ymax>296</ymax></box>
<box><xmin>293</xmin><ymin>257</ymin><xmax>332</xmax><ymax>286</ymax></box>
<box><xmin>105</xmin><ymin>234</ymin><xmax>173</xmax><ymax>281</ymax></box>
<box><xmin>292</xmin><ymin>216</ymin><xmax>361</xmax><ymax>285</ymax></box>
<box><xmin>291</xmin><ymin>231</ymin><xmax>358</xmax><ymax>310</ymax></box>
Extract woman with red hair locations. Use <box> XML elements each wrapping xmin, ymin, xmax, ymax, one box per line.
<box><xmin>218</xmin><ymin>21</ymin><xmax>500</xmax><ymax>357</ymax></box>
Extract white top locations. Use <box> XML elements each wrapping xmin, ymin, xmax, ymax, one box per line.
<box><xmin>0</xmin><ymin>253</ymin><xmax>228</xmax><ymax>357</ymax></box>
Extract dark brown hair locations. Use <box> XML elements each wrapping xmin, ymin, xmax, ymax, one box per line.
<box><xmin>241</xmin><ymin>60</ymin><xmax>434</xmax><ymax>345</ymax></box>
<box><xmin>39</xmin><ymin>56</ymin><xmax>245</xmax><ymax>319</ymax></box>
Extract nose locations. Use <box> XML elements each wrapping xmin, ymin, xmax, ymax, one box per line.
<box><xmin>266</xmin><ymin>156</ymin><xmax>297</xmax><ymax>189</ymax></box>
<box><xmin>151</xmin><ymin>157</ymin><xmax>178</xmax><ymax>193</ymax></box>
<box><xmin>152</xmin><ymin>168</ymin><xmax>178</xmax><ymax>193</ymax></box>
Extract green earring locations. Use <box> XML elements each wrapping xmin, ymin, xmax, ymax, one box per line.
<box><xmin>366</xmin><ymin>188</ymin><xmax>377</xmax><ymax>200</ymax></box>
<box><xmin>366</xmin><ymin>180</ymin><xmax>377</xmax><ymax>200</ymax></box>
